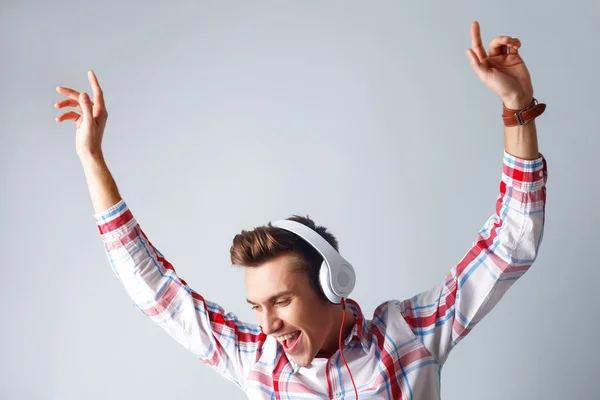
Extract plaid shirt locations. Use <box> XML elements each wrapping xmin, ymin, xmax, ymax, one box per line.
<box><xmin>95</xmin><ymin>150</ymin><xmax>547</xmax><ymax>400</ymax></box>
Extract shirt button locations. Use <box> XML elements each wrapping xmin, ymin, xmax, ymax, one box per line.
<box><xmin>539</xmin><ymin>170</ymin><xmax>544</xmax><ymax>177</ymax></box>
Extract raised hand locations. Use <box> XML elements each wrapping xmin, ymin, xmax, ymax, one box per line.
<box><xmin>466</xmin><ymin>21</ymin><xmax>534</xmax><ymax>109</ymax></box>
<box><xmin>55</xmin><ymin>70</ymin><xmax>108</xmax><ymax>158</ymax></box>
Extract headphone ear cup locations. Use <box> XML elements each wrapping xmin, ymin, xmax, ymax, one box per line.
<box><xmin>319</xmin><ymin>260</ymin><xmax>340</xmax><ymax>304</ymax></box>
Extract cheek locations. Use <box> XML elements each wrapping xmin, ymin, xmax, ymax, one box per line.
<box><xmin>286</xmin><ymin>302</ymin><xmax>319</xmax><ymax>331</ymax></box>
<box><xmin>275</xmin><ymin>307</ymin><xmax>294</xmax><ymax>326</ymax></box>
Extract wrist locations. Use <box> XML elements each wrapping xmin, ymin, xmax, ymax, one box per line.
<box><xmin>503</xmin><ymin>92</ymin><xmax>534</xmax><ymax>110</ymax></box>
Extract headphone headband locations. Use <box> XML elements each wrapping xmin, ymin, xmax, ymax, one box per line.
<box><xmin>271</xmin><ymin>220</ymin><xmax>356</xmax><ymax>304</ymax></box>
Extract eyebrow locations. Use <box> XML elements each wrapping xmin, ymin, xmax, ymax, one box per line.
<box><xmin>246</xmin><ymin>290</ymin><xmax>295</xmax><ymax>305</ymax></box>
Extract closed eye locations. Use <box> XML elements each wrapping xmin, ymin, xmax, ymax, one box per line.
<box><xmin>248</xmin><ymin>296</ymin><xmax>293</xmax><ymax>310</ymax></box>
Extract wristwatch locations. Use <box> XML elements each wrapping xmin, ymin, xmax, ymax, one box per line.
<box><xmin>502</xmin><ymin>98</ymin><xmax>546</xmax><ymax>127</ymax></box>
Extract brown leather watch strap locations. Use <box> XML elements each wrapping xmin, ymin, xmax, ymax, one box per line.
<box><xmin>502</xmin><ymin>98</ymin><xmax>546</xmax><ymax>127</ymax></box>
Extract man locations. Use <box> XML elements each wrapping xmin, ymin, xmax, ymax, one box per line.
<box><xmin>55</xmin><ymin>21</ymin><xmax>547</xmax><ymax>399</ymax></box>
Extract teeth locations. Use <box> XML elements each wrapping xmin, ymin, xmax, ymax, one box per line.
<box><xmin>276</xmin><ymin>331</ymin><xmax>299</xmax><ymax>342</ymax></box>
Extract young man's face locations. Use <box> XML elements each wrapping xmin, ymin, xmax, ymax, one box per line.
<box><xmin>244</xmin><ymin>253</ymin><xmax>335</xmax><ymax>367</ymax></box>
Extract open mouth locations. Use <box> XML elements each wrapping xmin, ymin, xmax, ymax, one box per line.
<box><xmin>278</xmin><ymin>331</ymin><xmax>302</xmax><ymax>353</ymax></box>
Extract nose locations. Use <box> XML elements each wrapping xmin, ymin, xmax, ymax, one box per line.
<box><xmin>260</xmin><ymin>308</ymin><xmax>282</xmax><ymax>336</ymax></box>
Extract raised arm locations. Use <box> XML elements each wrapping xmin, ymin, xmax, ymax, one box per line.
<box><xmin>55</xmin><ymin>71</ymin><xmax>266</xmax><ymax>387</ymax></box>
<box><xmin>396</xmin><ymin>149</ymin><xmax>546</xmax><ymax>365</ymax></box>
<box><xmin>395</xmin><ymin>22</ymin><xmax>548</xmax><ymax>365</ymax></box>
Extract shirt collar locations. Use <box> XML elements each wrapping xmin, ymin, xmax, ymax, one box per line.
<box><xmin>344</xmin><ymin>298</ymin><xmax>370</xmax><ymax>353</ymax></box>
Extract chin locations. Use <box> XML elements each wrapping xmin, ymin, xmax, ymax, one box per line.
<box><xmin>291</xmin><ymin>346</ymin><xmax>315</xmax><ymax>367</ymax></box>
<box><xmin>288</xmin><ymin>335</ymin><xmax>318</xmax><ymax>367</ymax></box>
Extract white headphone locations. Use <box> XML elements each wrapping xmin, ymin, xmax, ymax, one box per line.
<box><xmin>270</xmin><ymin>220</ymin><xmax>356</xmax><ymax>304</ymax></box>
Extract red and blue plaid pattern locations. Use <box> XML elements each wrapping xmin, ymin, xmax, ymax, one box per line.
<box><xmin>95</xmin><ymin>150</ymin><xmax>547</xmax><ymax>399</ymax></box>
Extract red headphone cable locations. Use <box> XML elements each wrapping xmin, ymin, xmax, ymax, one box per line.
<box><xmin>339</xmin><ymin>298</ymin><xmax>358</xmax><ymax>400</ymax></box>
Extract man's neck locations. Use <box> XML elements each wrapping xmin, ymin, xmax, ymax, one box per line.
<box><xmin>318</xmin><ymin>305</ymin><xmax>356</xmax><ymax>357</ymax></box>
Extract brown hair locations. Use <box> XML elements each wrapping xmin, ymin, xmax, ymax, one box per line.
<box><xmin>229</xmin><ymin>215</ymin><xmax>339</xmax><ymax>301</ymax></box>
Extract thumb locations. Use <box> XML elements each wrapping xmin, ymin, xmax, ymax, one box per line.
<box><xmin>466</xmin><ymin>49</ymin><xmax>488</xmax><ymax>82</ymax></box>
<box><xmin>79</xmin><ymin>92</ymin><xmax>93</xmax><ymax>119</ymax></box>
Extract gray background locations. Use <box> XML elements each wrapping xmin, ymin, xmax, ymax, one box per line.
<box><xmin>1</xmin><ymin>1</ymin><xmax>598</xmax><ymax>399</ymax></box>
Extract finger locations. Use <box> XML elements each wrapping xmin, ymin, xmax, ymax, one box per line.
<box><xmin>470</xmin><ymin>21</ymin><xmax>487</xmax><ymax>62</ymax></box>
<box><xmin>54</xmin><ymin>99</ymin><xmax>83</xmax><ymax>112</ymax></box>
<box><xmin>55</xmin><ymin>111</ymin><xmax>81</xmax><ymax>123</ymax></box>
<box><xmin>489</xmin><ymin>36</ymin><xmax>521</xmax><ymax>57</ymax></box>
<box><xmin>510</xmin><ymin>37</ymin><xmax>520</xmax><ymax>55</ymax></box>
<box><xmin>88</xmin><ymin>70</ymin><xmax>106</xmax><ymax>112</ymax></box>
<box><xmin>56</xmin><ymin>86</ymin><xmax>81</xmax><ymax>101</ymax></box>
<box><xmin>466</xmin><ymin>48</ymin><xmax>489</xmax><ymax>82</ymax></box>
<box><xmin>79</xmin><ymin>92</ymin><xmax>94</xmax><ymax>120</ymax></box>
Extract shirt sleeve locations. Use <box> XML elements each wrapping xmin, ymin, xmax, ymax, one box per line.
<box><xmin>94</xmin><ymin>201</ymin><xmax>266</xmax><ymax>388</ymax></box>
<box><xmin>396</xmin><ymin>150</ymin><xmax>547</xmax><ymax>366</ymax></box>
